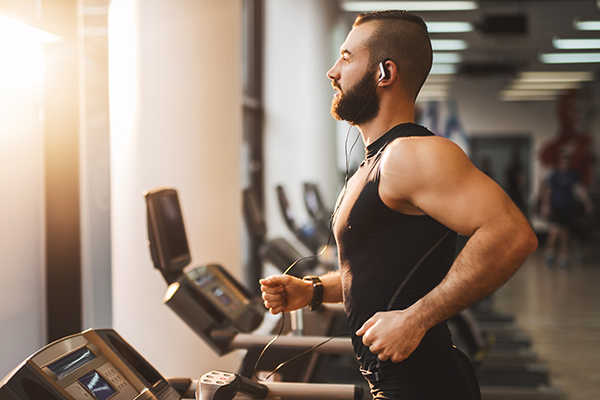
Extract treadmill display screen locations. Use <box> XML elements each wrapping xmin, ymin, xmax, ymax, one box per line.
<box><xmin>47</xmin><ymin>347</ymin><xmax>96</xmax><ymax>380</ymax></box>
<box><xmin>159</xmin><ymin>194</ymin><xmax>188</xmax><ymax>262</ymax></box>
<box><xmin>78</xmin><ymin>370</ymin><xmax>117</xmax><ymax>400</ymax></box>
<box><xmin>194</xmin><ymin>273</ymin><xmax>214</xmax><ymax>287</ymax></box>
<box><xmin>212</xmin><ymin>287</ymin><xmax>237</xmax><ymax>311</ymax></box>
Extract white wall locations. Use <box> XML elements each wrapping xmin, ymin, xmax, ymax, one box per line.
<box><xmin>109</xmin><ymin>0</ymin><xmax>244</xmax><ymax>377</ymax></box>
<box><xmin>263</xmin><ymin>0</ymin><xmax>341</xmax><ymax>245</ymax></box>
<box><xmin>450</xmin><ymin>76</ymin><xmax>557</xmax><ymax>195</ymax></box>
<box><xmin>0</xmin><ymin>50</ymin><xmax>45</xmax><ymax>377</ymax></box>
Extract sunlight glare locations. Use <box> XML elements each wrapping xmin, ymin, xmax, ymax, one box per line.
<box><xmin>0</xmin><ymin>14</ymin><xmax>61</xmax><ymax>88</ymax></box>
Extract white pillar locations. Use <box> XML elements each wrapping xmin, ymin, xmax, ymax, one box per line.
<box><xmin>0</xmin><ymin>47</ymin><xmax>45</xmax><ymax>378</ymax></box>
<box><xmin>109</xmin><ymin>0</ymin><xmax>243</xmax><ymax>377</ymax></box>
<box><xmin>263</xmin><ymin>0</ymin><xmax>341</xmax><ymax>242</ymax></box>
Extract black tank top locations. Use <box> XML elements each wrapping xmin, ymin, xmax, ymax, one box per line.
<box><xmin>333</xmin><ymin>123</ymin><xmax>457</xmax><ymax>378</ymax></box>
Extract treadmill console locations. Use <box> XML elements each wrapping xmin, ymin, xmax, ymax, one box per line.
<box><xmin>0</xmin><ymin>329</ymin><xmax>179</xmax><ymax>400</ymax></box>
<box><xmin>145</xmin><ymin>188</ymin><xmax>263</xmax><ymax>356</ymax></box>
<box><xmin>164</xmin><ymin>264</ymin><xmax>264</xmax><ymax>356</ymax></box>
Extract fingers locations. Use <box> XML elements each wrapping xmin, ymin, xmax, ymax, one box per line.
<box><xmin>356</xmin><ymin>313</ymin><xmax>397</xmax><ymax>362</ymax></box>
<box><xmin>261</xmin><ymin>292</ymin><xmax>285</xmax><ymax>306</ymax></box>
<box><xmin>259</xmin><ymin>275</ymin><xmax>292</xmax><ymax>288</ymax></box>
<box><xmin>261</xmin><ymin>290</ymin><xmax>285</xmax><ymax>309</ymax></box>
<box><xmin>267</xmin><ymin>305</ymin><xmax>285</xmax><ymax>315</ymax></box>
<box><xmin>260</xmin><ymin>284</ymin><xmax>284</xmax><ymax>295</ymax></box>
<box><xmin>258</xmin><ymin>274</ymin><xmax>309</xmax><ymax>314</ymax></box>
<box><xmin>356</xmin><ymin>313</ymin><xmax>378</xmax><ymax>336</ymax></box>
<box><xmin>358</xmin><ymin>317</ymin><xmax>381</xmax><ymax>357</ymax></box>
<box><xmin>260</xmin><ymin>276</ymin><xmax>287</xmax><ymax>313</ymax></box>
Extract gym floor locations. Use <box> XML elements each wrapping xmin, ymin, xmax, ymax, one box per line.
<box><xmin>494</xmin><ymin>247</ymin><xmax>600</xmax><ymax>400</ymax></box>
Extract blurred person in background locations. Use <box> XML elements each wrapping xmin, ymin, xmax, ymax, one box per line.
<box><xmin>541</xmin><ymin>150</ymin><xmax>593</xmax><ymax>270</ymax></box>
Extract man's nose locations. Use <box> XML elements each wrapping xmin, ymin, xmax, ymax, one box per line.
<box><xmin>327</xmin><ymin>60</ymin><xmax>340</xmax><ymax>81</ymax></box>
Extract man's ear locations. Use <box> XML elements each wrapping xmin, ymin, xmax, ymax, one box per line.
<box><xmin>377</xmin><ymin>59</ymin><xmax>397</xmax><ymax>87</ymax></box>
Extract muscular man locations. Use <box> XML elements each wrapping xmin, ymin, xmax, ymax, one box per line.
<box><xmin>261</xmin><ymin>10</ymin><xmax>537</xmax><ymax>399</ymax></box>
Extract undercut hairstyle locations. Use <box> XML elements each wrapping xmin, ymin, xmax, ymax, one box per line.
<box><xmin>354</xmin><ymin>10</ymin><xmax>432</xmax><ymax>101</ymax></box>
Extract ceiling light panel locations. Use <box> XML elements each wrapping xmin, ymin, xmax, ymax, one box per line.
<box><xmin>540</xmin><ymin>52</ymin><xmax>600</xmax><ymax>64</ymax></box>
<box><xmin>574</xmin><ymin>20</ymin><xmax>600</xmax><ymax>31</ymax></box>
<box><xmin>509</xmin><ymin>82</ymin><xmax>581</xmax><ymax>90</ymax></box>
<box><xmin>342</xmin><ymin>1</ymin><xmax>478</xmax><ymax>12</ymax></box>
<box><xmin>431</xmin><ymin>39</ymin><xmax>468</xmax><ymax>51</ymax></box>
<box><xmin>553</xmin><ymin>37</ymin><xmax>600</xmax><ymax>50</ymax></box>
<box><xmin>426</xmin><ymin>22</ymin><xmax>474</xmax><ymax>33</ymax></box>
<box><xmin>433</xmin><ymin>52</ymin><xmax>463</xmax><ymax>64</ymax></box>
<box><xmin>517</xmin><ymin>71</ymin><xmax>595</xmax><ymax>82</ymax></box>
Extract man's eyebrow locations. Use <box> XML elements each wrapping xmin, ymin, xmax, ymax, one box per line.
<box><xmin>341</xmin><ymin>48</ymin><xmax>351</xmax><ymax>56</ymax></box>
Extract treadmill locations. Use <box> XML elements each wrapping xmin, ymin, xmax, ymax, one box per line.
<box><xmin>144</xmin><ymin>188</ymin><xmax>355</xmax><ymax>386</ymax></box>
<box><xmin>302</xmin><ymin>182</ymin><xmax>332</xmax><ymax>235</ymax></box>
<box><xmin>242</xmin><ymin>188</ymin><xmax>323</xmax><ymax>278</ymax></box>
<box><xmin>275</xmin><ymin>185</ymin><xmax>331</xmax><ymax>255</ymax></box>
<box><xmin>0</xmin><ymin>328</ymin><xmax>362</xmax><ymax>400</ymax></box>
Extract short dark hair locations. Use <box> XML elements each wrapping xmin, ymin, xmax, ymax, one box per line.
<box><xmin>354</xmin><ymin>10</ymin><xmax>432</xmax><ymax>101</ymax></box>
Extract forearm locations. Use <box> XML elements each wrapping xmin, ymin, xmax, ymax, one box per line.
<box><xmin>409</xmin><ymin>223</ymin><xmax>537</xmax><ymax>331</ymax></box>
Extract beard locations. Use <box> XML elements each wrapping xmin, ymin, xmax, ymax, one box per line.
<box><xmin>330</xmin><ymin>68</ymin><xmax>380</xmax><ymax>125</ymax></box>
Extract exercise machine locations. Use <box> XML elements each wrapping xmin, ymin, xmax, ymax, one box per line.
<box><xmin>144</xmin><ymin>188</ymin><xmax>353</xmax><ymax>385</ymax></box>
<box><xmin>302</xmin><ymin>182</ymin><xmax>332</xmax><ymax>235</ymax></box>
<box><xmin>242</xmin><ymin>188</ymin><xmax>322</xmax><ymax>278</ymax></box>
<box><xmin>275</xmin><ymin>185</ymin><xmax>331</xmax><ymax>255</ymax></box>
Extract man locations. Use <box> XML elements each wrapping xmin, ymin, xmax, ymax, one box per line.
<box><xmin>261</xmin><ymin>10</ymin><xmax>537</xmax><ymax>399</ymax></box>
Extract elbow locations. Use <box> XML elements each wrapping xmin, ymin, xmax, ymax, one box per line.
<box><xmin>520</xmin><ymin>225</ymin><xmax>538</xmax><ymax>257</ymax></box>
<box><xmin>527</xmin><ymin>230</ymin><xmax>538</xmax><ymax>255</ymax></box>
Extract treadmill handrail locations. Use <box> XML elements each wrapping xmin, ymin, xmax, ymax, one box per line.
<box><xmin>229</xmin><ymin>333</ymin><xmax>354</xmax><ymax>354</ymax></box>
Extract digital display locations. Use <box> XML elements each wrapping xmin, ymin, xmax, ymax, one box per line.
<box><xmin>212</xmin><ymin>287</ymin><xmax>236</xmax><ymax>310</ymax></box>
<box><xmin>47</xmin><ymin>347</ymin><xmax>96</xmax><ymax>380</ymax></box>
<box><xmin>79</xmin><ymin>370</ymin><xmax>117</xmax><ymax>400</ymax></box>
<box><xmin>194</xmin><ymin>273</ymin><xmax>214</xmax><ymax>287</ymax></box>
<box><xmin>158</xmin><ymin>194</ymin><xmax>189</xmax><ymax>261</ymax></box>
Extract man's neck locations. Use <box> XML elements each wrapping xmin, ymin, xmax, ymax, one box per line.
<box><xmin>357</xmin><ymin>107</ymin><xmax>415</xmax><ymax>146</ymax></box>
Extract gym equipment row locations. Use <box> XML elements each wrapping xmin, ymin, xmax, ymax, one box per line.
<box><xmin>0</xmin><ymin>328</ymin><xmax>362</xmax><ymax>400</ymax></box>
<box><xmin>0</xmin><ymin>186</ymin><xmax>364</xmax><ymax>400</ymax></box>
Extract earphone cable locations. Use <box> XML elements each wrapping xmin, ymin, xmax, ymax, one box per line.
<box><xmin>254</xmin><ymin>69</ymin><xmax>381</xmax><ymax>381</ymax></box>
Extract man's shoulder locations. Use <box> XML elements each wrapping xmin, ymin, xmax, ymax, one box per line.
<box><xmin>381</xmin><ymin>134</ymin><xmax>471</xmax><ymax>188</ymax></box>
<box><xmin>386</xmin><ymin>133</ymin><xmax>457</xmax><ymax>159</ymax></box>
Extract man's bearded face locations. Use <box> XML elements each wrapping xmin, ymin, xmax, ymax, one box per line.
<box><xmin>330</xmin><ymin>67</ymin><xmax>380</xmax><ymax>125</ymax></box>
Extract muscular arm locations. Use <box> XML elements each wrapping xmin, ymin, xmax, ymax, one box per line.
<box><xmin>358</xmin><ymin>136</ymin><xmax>538</xmax><ymax>362</ymax></box>
<box><xmin>260</xmin><ymin>271</ymin><xmax>343</xmax><ymax>315</ymax></box>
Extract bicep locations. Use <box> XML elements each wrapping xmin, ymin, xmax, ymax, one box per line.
<box><xmin>416</xmin><ymin>164</ymin><xmax>517</xmax><ymax>237</ymax></box>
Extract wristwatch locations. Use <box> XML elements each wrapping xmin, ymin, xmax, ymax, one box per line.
<box><xmin>303</xmin><ymin>276</ymin><xmax>324</xmax><ymax>311</ymax></box>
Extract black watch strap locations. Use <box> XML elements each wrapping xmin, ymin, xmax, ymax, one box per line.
<box><xmin>303</xmin><ymin>276</ymin><xmax>324</xmax><ymax>311</ymax></box>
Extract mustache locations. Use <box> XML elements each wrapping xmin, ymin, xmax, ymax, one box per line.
<box><xmin>332</xmin><ymin>80</ymin><xmax>342</xmax><ymax>92</ymax></box>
